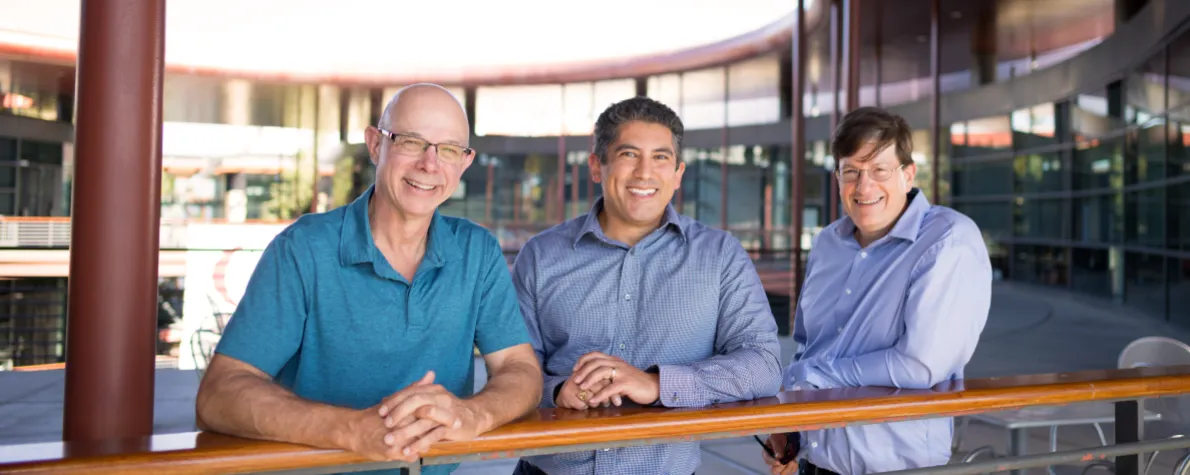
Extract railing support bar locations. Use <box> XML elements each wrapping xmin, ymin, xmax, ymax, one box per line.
<box><xmin>1116</xmin><ymin>399</ymin><xmax>1144</xmax><ymax>475</ymax></box>
<box><xmin>882</xmin><ymin>437</ymin><xmax>1190</xmax><ymax>475</ymax></box>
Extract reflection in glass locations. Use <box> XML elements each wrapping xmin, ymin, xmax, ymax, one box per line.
<box><xmin>1125</xmin><ymin>252</ymin><xmax>1166</xmax><ymax>318</ymax></box>
<box><xmin>1011</xmin><ymin>104</ymin><xmax>1056</xmax><ymax>148</ymax></box>
<box><xmin>1013</xmin><ymin>153</ymin><xmax>1064</xmax><ymax>194</ymax></box>
<box><xmin>1015</xmin><ymin>198</ymin><xmax>1068</xmax><ymax>240</ymax></box>
<box><xmin>1074</xmin><ymin>194</ymin><xmax>1122</xmax><ymax>243</ymax></box>
<box><xmin>1073</xmin><ymin>136</ymin><xmax>1123</xmax><ymax>190</ymax></box>
<box><xmin>1071</xmin><ymin>248</ymin><xmax>1112</xmax><ymax>297</ymax></box>
<box><xmin>1013</xmin><ymin>245</ymin><xmax>1068</xmax><ymax>287</ymax></box>
<box><xmin>1171</xmin><ymin>258</ymin><xmax>1190</xmax><ymax>327</ymax></box>
<box><xmin>953</xmin><ymin>160</ymin><xmax>1012</xmax><ymax>196</ymax></box>
<box><xmin>1124</xmin><ymin>189</ymin><xmax>1165</xmax><ymax>248</ymax></box>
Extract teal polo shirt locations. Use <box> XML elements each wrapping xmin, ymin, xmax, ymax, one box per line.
<box><xmin>215</xmin><ymin>185</ymin><xmax>530</xmax><ymax>474</ymax></box>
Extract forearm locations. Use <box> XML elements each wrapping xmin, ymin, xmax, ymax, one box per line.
<box><xmin>466</xmin><ymin>359</ymin><xmax>542</xmax><ymax>433</ymax></box>
<box><xmin>822</xmin><ymin>347</ymin><xmax>953</xmax><ymax>389</ymax></box>
<box><xmin>657</xmin><ymin>345</ymin><xmax>782</xmax><ymax>407</ymax></box>
<box><xmin>196</xmin><ymin>372</ymin><xmax>356</xmax><ymax>449</ymax></box>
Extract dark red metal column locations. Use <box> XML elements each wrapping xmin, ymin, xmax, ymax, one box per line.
<box><xmin>791</xmin><ymin>0</ymin><xmax>807</xmax><ymax>323</ymax></box>
<box><xmin>829</xmin><ymin>0</ymin><xmax>841</xmax><ymax>222</ymax></box>
<box><xmin>63</xmin><ymin>0</ymin><xmax>165</xmax><ymax>442</ymax></box>
<box><xmin>846</xmin><ymin>0</ymin><xmax>861</xmax><ymax>111</ymax></box>
<box><xmin>874</xmin><ymin>0</ymin><xmax>883</xmax><ymax>107</ymax></box>
<box><xmin>930</xmin><ymin>0</ymin><xmax>941</xmax><ymax>201</ymax></box>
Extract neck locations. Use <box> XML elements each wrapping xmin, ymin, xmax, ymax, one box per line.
<box><xmin>368</xmin><ymin>195</ymin><xmax>432</xmax><ymax>255</ymax></box>
<box><xmin>598</xmin><ymin>211</ymin><xmax>662</xmax><ymax>247</ymax></box>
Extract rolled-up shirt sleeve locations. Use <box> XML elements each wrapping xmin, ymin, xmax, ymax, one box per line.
<box><xmin>656</xmin><ymin>239</ymin><xmax>783</xmax><ymax>407</ymax></box>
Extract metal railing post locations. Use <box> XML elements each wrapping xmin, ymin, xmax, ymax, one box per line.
<box><xmin>1115</xmin><ymin>400</ymin><xmax>1144</xmax><ymax>475</ymax></box>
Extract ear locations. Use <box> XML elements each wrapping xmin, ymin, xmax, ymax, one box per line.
<box><xmin>674</xmin><ymin>161</ymin><xmax>686</xmax><ymax>189</ymax></box>
<box><xmin>364</xmin><ymin>126</ymin><xmax>382</xmax><ymax>167</ymax></box>
<box><xmin>588</xmin><ymin>153</ymin><xmax>603</xmax><ymax>184</ymax></box>
<box><xmin>903</xmin><ymin>162</ymin><xmax>918</xmax><ymax>190</ymax></box>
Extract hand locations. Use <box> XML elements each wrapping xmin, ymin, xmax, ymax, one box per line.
<box><xmin>572</xmin><ymin>352</ymin><xmax>659</xmax><ymax>406</ymax></box>
<box><xmin>376</xmin><ymin>371</ymin><xmax>490</xmax><ymax>458</ymax></box>
<box><xmin>762</xmin><ymin>433</ymin><xmax>798</xmax><ymax>475</ymax></box>
<box><xmin>340</xmin><ymin>401</ymin><xmax>428</xmax><ymax>463</ymax></box>
<box><xmin>556</xmin><ymin>375</ymin><xmax>613</xmax><ymax>410</ymax></box>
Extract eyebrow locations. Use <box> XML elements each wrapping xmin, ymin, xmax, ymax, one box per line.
<box><xmin>613</xmin><ymin>143</ymin><xmax>675</xmax><ymax>156</ymax></box>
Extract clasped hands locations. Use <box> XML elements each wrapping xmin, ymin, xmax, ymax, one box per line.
<box><xmin>555</xmin><ymin>352</ymin><xmax>660</xmax><ymax>410</ymax></box>
<box><xmin>347</xmin><ymin>370</ymin><xmax>487</xmax><ymax>463</ymax></box>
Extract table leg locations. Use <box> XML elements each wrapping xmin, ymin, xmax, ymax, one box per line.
<box><xmin>1009</xmin><ymin>428</ymin><xmax>1027</xmax><ymax>475</ymax></box>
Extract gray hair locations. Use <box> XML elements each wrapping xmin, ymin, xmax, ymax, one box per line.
<box><xmin>592</xmin><ymin>97</ymin><xmax>684</xmax><ymax>164</ymax></box>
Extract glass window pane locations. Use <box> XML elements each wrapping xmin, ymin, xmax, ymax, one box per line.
<box><xmin>1012</xmin><ymin>103</ymin><xmax>1056</xmax><ymax>148</ymax></box>
<box><xmin>1125</xmin><ymin>252</ymin><xmax>1166</xmax><ymax>318</ymax></box>
<box><xmin>727</xmin><ymin>55</ymin><xmax>780</xmax><ymax>127</ymax></box>
<box><xmin>1015</xmin><ymin>198</ymin><xmax>1069</xmax><ymax>240</ymax></box>
<box><xmin>1073</xmin><ymin>135</ymin><xmax>1123</xmax><ymax>190</ymax></box>
<box><xmin>1013</xmin><ymin>153</ymin><xmax>1064</xmax><ymax>194</ymax></box>
<box><xmin>1012</xmin><ymin>245</ymin><xmax>1068</xmax><ymax>287</ymax></box>
<box><xmin>1074</xmin><ymin>194</ymin><xmax>1123</xmax><ymax>243</ymax></box>
<box><xmin>1125</xmin><ymin>189</ymin><xmax>1165</xmax><ymax>248</ymax></box>
<box><xmin>1171</xmin><ymin>258</ymin><xmax>1190</xmax><ymax>327</ymax></box>
<box><xmin>953</xmin><ymin>160</ymin><xmax>1012</xmax><ymax>196</ymax></box>
<box><xmin>1072</xmin><ymin>248</ymin><xmax>1113</xmax><ymax>297</ymax></box>
<box><xmin>681</xmin><ymin>67</ymin><xmax>726</xmax><ymax>130</ymax></box>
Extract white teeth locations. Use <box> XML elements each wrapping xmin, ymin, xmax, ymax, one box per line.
<box><xmin>405</xmin><ymin>179</ymin><xmax>434</xmax><ymax>191</ymax></box>
<box><xmin>856</xmin><ymin>197</ymin><xmax>881</xmax><ymax>205</ymax></box>
<box><xmin>628</xmin><ymin>188</ymin><xmax>657</xmax><ymax>196</ymax></box>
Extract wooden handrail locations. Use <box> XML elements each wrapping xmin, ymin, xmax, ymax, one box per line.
<box><xmin>3</xmin><ymin>365</ymin><xmax>1190</xmax><ymax>474</ymax></box>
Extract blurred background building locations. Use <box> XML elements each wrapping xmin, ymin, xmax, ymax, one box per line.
<box><xmin>0</xmin><ymin>0</ymin><xmax>1186</xmax><ymax>371</ymax></box>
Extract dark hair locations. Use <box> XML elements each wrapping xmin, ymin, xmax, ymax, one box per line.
<box><xmin>592</xmin><ymin>96</ymin><xmax>684</xmax><ymax>164</ymax></box>
<box><xmin>831</xmin><ymin>107</ymin><xmax>913</xmax><ymax>168</ymax></box>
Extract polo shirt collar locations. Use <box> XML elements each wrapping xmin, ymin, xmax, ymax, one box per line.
<box><xmin>339</xmin><ymin>185</ymin><xmax>462</xmax><ymax>270</ymax></box>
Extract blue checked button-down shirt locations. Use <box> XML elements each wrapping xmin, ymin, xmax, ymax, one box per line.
<box><xmin>511</xmin><ymin>199</ymin><xmax>783</xmax><ymax>475</ymax></box>
<box><xmin>784</xmin><ymin>189</ymin><xmax>992</xmax><ymax>474</ymax></box>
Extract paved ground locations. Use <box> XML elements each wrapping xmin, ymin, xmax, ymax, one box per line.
<box><xmin>2</xmin><ymin>281</ymin><xmax>1189</xmax><ymax>474</ymax></box>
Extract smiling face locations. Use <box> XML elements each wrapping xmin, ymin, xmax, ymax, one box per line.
<box><xmin>837</xmin><ymin>141</ymin><xmax>916</xmax><ymax>241</ymax></box>
<box><xmin>364</xmin><ymin>85</ymin><xmax>473</xmax><ymax>220</ymax></box>
<box><xmin>591</xmin><ymin>120</ymin><xmax>685</xmax><ymax>232</ymax></box>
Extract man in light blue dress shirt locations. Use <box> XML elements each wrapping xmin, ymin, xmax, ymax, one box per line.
<box><xmin>510</xmin><ymin>97</ymin><xmax>783</xmax><ymax>475</ymax></box>
<box><xmin>763</xmin><ymin>107</ymin><xmax>992</xmax><ymax>475</ymax></box>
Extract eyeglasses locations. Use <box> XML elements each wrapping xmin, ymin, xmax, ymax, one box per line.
<box><xmin>377</xmin><ymin>127</ymin><xmax>473</xmax><ymax>164</ymax></box>
<box><xmin>837</xmin><ymin>164</ymin><xmax>904</xmax><ymax>183</ymax></box>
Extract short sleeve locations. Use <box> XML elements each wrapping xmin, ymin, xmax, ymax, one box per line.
<box><xmin>473</xmin><ymin>235</ymin><xmax>531</xmax><ymax>355</ymax></box>
<box><xmin>214</xmin><ymin>234</ymin><xmax>308</xmax><ymax>377</ymax></box>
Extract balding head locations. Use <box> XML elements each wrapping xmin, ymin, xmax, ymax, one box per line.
<box><xmin>364</xmin><ymin>83</ymin><xmax>475</xmax><ymax>223</ymax></box>
<box><xmin>378</xmin><ymin>83</ymin><xmax>469</xmax><ymax>140</ymax></box>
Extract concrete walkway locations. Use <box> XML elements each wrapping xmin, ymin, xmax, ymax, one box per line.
<box><xmin>2</xmin><ymin>281</ymin><xmax>1189</xmax><ymax>474</ymax></box>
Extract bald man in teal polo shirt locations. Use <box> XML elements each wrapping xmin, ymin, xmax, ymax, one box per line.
<box><xmin>196</xmin><ymin>84</ymin><xmax>543</xmax><ymax>474</ymax></box>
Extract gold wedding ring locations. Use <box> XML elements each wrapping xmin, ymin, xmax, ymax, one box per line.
<box><xmin>578</xmin><ymin>390</ymin><xmax>589</xmax><ymax>402</ymax></box>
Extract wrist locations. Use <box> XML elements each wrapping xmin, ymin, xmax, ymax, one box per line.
<box><xmin>647</xmin><ymin>369</ymin><xmax>661</xmax><ymax>405</ymax></box>
<box><xmin>462</xmin><ymin>399</ymin><xmax>494</xmax><ymax>434</ymax></box>
<box><xmin>334</xmin><ymin>412</ymin><xmax>363</xmax><ymax>452</ymax></box>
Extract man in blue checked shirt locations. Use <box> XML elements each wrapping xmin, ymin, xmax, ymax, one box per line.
<box><xmin>510</xmin><ymin>96</ymin><xmax>783</xmax><ymax>475</ymax></box>
<box><xmin>762</xmin><ymin>107</ymin><xmax>992</xmax><ymax>475</ymax></box>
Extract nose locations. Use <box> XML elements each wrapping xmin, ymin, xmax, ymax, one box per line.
<box><xmin>632</xmin><ymin>157</ymin><xmax>657</xmax><ymax>180</ymax></box>
<box><xmin>415</xmin><ymin>147</ymin><xmax>441</xmax><ymax>172</ymax></box>
<box><xmin>853</xmin><ymin>171</ymin><xmax>876</xmax><ymax>192</ymax></box>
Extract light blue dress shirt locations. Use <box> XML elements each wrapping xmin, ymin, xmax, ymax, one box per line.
<box><xmin>512</xmin><ymin>198</ymin><xmax>783</xmax><ymax>475</ymax></box>
<box><xmin>784</xmin><ymin>189</ymin><xmax>992</xmax><ymax>474</ymax></box>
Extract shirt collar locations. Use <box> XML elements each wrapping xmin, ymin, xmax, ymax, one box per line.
<box><xmin>571</xmin><ymin>197</ymin><xmax>688</xmax><ymax>249</ymax></box>
<box><xmin>836</xmin><ymin>188</ymin><xmax>929</xmax><ymax>243</ymax></box>
<box><xmin>339</xmin><ymin>185</ymin><xmax>462</xmax><ymax>269</ymax></box>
